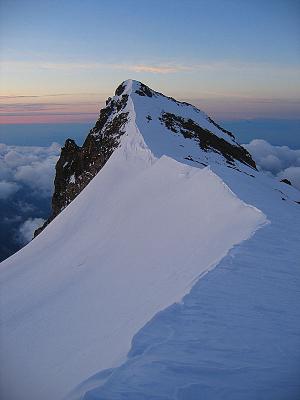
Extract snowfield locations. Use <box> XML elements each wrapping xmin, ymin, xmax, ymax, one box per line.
<box><xmin>1</xmin><ymin>80</ymin><xmax>299</xmax><ymax>400</ymax></box>
<box><xmin>84</xmin><ymin>163</ymin><xmax>300</xmax><ymax>400</ymax></box>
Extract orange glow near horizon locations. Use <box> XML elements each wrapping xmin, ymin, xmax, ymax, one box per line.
<box><xmin>0</xmin><ymin>113</ymin><xmax>99</xmax><ymax>124</ymax></box>
<box><xmin>1</xmin><ymin>95</ymin><xmax>299</xmax><ymax>124</ymax></box>
<box><xmin>0</xmin><ymin>95</ymin><xmax>105</xmax><ymax>124</ymax></box>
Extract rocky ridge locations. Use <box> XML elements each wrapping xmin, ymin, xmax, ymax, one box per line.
<box><xmin>34</xmin><ymin>84</ymin><xmax>129</xmax><ymax>236</ymax></box>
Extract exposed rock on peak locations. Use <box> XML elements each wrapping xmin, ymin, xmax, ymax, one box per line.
<box><xmin>115</xmin><ymin>82</ymin><xmax>127</xmax><ymax>96</ymax></box>
<box><xmin>159</xmin><ymin>112</ymin><xmax>256</xmax><ymax>168</ymax></box>
<box><xmin>135</xmin><ymin>82</ymin><xmax>155</xmax><ymax>98</ymax></box>
<box><xmin>34</xmin><ymin>93</ymin><xmax>130</xmax><ymax>236</ymax></box>
<box><xmin>35</xmin><ymin>79</ymin><xmax>257</xmax><ymax>236</ymax></box>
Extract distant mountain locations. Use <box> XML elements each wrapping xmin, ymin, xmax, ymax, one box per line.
<box><xmin>1</xmin><ymin>80</ymin><xmax>299</xmax><ymax>400</ymax></box>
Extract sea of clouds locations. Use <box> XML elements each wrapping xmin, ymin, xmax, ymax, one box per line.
<box><xmin>0</xmin><ymin>142</ymin><xmax>60</xmax><ymax>198</ymax></box>
<box><xmin>0</xmin><ymin>142</ymin><xmax>60</xmax><ymax>259</ymax></box>
<box><xmin>244</xmin><ymin>139</ymin><xmax>300</xmax><ymax>190</ymax></box>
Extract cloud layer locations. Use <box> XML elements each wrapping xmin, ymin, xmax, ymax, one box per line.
<box><xmin>244</xmin><ymin>139</ymin><xmax>300</xmax><ymax>190</ymax></box>
<box><xmin>0</xmin><ymin>180</ymin><xmax>20</xmax><ymax>199</ymax></box>
<box><xmin>0</xmin><ymin>142</ymin><xmax>60</xmax><ymax>197</ymax></box>
<box><xmin>0</xmin><ymin>142</ymin><xmax>60</xmax><ymax>259</ymax></box>
<box><xmin>18</xmin><ymin>217</ymin><xmax>46</xmax><ymax>244</ymax></box>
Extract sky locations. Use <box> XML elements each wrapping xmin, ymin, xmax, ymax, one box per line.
<box><xmin>0</xmin><ymin>0</ymin><xmax>300</xmax><ymax>123</ymax></box>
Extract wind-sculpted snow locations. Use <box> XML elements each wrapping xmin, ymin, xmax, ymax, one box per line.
<box><xmin>0</xmin><ymin>82</ymin><xmax>266</xmax><ymax>400</ymax></box>
<box><xmin>0</xmin><ymin>156</ymin><xmax>265</xmax><ymax>400</ymax></box>
<box><xmin>76</xmin><ymin>162</ymin><xmax>300</xmax><ymax>400</ymax></box>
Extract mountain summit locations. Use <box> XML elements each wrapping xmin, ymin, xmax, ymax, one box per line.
<box><xmin>1</xmin><ymin>80</ymin><xmax>299</xmax><ymax>400</ymax></box>
<box><xmin>36</xmin><ymin>80</ymin><xmax>256</xmax><ymax>235</ymax></box>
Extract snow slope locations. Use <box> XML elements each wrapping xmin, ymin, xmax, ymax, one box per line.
<box><xmin>81</xmin><ymin>163</ymin><xmax>300</xmax><ymax>400</ymax></box>
<box><xmin>0</xmin><ymin>81</ymin><xmax>267</xmax><ymax>400</ymax></box>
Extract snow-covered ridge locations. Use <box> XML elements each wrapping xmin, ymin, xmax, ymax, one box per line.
<box><xmin>0</xmin><ymin>80</ymin><xmax>268</xmax><ymax>400</ymax></box>
<box><xmin>36</xmin><ymin>79</ymin><xmax>257</xmax><ymax>237</ymax></box>
<box><xmin>111</xmin><ymin>79</ymin><xmax>255</xmax><ymax>170</ymax></box>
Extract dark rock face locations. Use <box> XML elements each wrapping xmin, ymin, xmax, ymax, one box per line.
<box><xmin>34</xmin><ymin>96</ymin><xmax>129</xmax><ymax>237</ymax></box>
<box><xmin>206</xmin><ymin>117</ymin><xmax>235</xmax><ymax>139</ymax></box>
<box><xmin>135</xmin><ymin>83</ymin><xmax>154</xmax><ymax>98</ymax></box>
<box><xmin>280</xmin><ymin>178</ymin><xmax>292</xmax><ymax>186</ymax></box>
<box><xmin>160</xmin><ymin>112</ymin><xmax>256</xmax><ymax>169</ymax></box>
<box><xmin>115</xmin><ymin>82</ymin><xmax>126</xmax><ymax>96</ymax></box>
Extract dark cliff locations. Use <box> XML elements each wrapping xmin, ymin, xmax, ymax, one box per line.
<box><xmin>34</xmin><ymin>85</ymin><xmax>129</xmax><ymax>236</ymax></box>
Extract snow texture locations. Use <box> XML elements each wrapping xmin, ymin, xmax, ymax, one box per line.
<box><xmin>0</xmin><ymin>80</ymin><xmax>268</xmax><ymax>400</ymax></box>
<box><xmin>69</xmin><ymin>174</ymin><xmax>75</xmax><ymax>184</ymax></box>
<box><xmin>82</xmin><ymin>163</ymin><xmax>300</xmax><ymax>400</ymax></box>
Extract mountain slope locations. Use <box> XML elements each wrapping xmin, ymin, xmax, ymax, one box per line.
<box><xmin>35</xmin><ymin>80</ymin><xmax>256</xmax><ymax>236</ymax></box>
<box><xmin>80</xmin><ymin>156</ymin><xmax>300</xmax><ymax>400</ymax></box>
<box><xmin>1</xmin><ymin>80</ymin><xmax>299</xmax><ymax>400</ymax></box>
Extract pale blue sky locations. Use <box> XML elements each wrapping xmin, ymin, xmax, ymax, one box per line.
<box><xmin>1</xmin><ymin>0</ymin><xmax>299</xmax><ymax>122</ymax></box>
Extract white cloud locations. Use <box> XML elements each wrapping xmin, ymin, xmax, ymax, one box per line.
<box><xmin>15</xmin><ymin>200</ymin><xmax>36</xmax><ymax>213</ymax></box>
<box><xmin>244</xmin><ymin>139</ymin><xmax>300</xmax><ymax>190</ymax></box>
<box><xmin>18</xmin><ymin>217</ymin><xmax>45</xmax><ymax>244</ymax></box>
<box><xmin>0</xmin><ymin>142</ymin><xmax>60</xmax><ymax>197</ymax></box>
<box><xmin>15</xmin><ymin>156</ymin><xmax>59</xmax><ymax>197</ymax></box>
<box><xmin>0</xmin><ymin>180</ymin><xmax>20</xmax><ymax>199</ymax></box>
<box><xmin>0</xmin><ymin>143</ymin><xmax>60</xmax><ymax>260</ymax></box>
<box><xmin>278</xmin><ymin>167</ymin><xmax>300</xmax><ymax>191</ymax></box>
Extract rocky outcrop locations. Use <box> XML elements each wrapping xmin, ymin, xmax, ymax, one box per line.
<box><xmin>280</xmin><ymin>178</ymin><xmax>292</xmax><ymax>186</ymax></box>
<box><xmin>34</xmin><ymin>95</ymin><xmax>129</xmax><ymax>237</ymax></box>
<box><xmin>160</xmin><ymin>112</ymin><xmax>256</xmax><ymax>169</ymax></box>
<box><xmin>134</xmin><ymin>82</ymin><xmax>255</xmax><ymax>169</ymax></box>
<box><xmin>135</xmin><ymin>82</ymin><xmax>154</xmax><ymax>98</ymax></box>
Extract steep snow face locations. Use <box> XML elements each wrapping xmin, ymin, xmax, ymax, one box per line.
<box><xmin>0</xmin><ymin>86</ymin><xmax>266</xmax><ymax>400</ymax></box>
